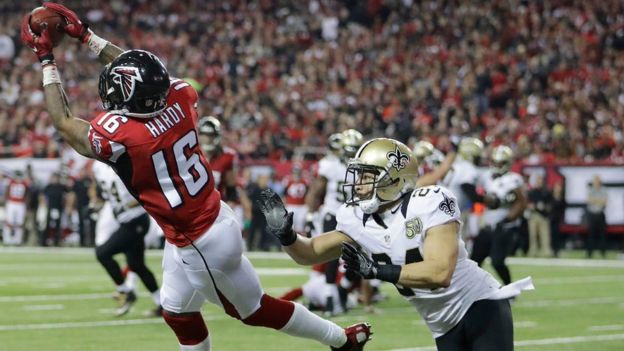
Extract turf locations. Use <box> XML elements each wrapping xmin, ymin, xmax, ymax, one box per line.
<box><xmin>0</xmin><ymin>247</ymin><xmax>623</xmax><ymax>351</ymax></box>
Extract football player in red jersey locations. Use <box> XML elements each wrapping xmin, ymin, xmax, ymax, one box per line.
<box><xmin>283</xmin><ymin>164</ymin><xmax>309</xmax><ymax>233</ymax></box>
<box><xmin>197</xmin><ymin>116</ymin><xmax>252</xmax><ymax>232</ymax></box>
<box><xmin>3</xmin><ymin>170</ymin><xmax>29</xmax><ymax>245</ymax></box>
<box><xmin>21</xmin><ymin>3</ymin><xmax>370</xmax><ymax>350</ymax></box>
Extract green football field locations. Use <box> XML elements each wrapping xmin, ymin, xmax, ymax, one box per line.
<box><xmin>1</xmin><ymin>247</ymin><xmax>623</xmax><ymax>351</ymax></box>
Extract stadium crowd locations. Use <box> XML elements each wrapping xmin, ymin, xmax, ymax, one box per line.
<box><xmin>1</xmin><ymin>0</ymin><xmax>623</xmax><ymax>162</ymax></box>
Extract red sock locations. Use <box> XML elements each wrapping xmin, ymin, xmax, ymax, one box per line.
<box><xmin>162</xmin><ymin>311</ymin><xmax>208</xmax><ymax>345</ymax></box>
<box><xmin>121</xmin><ymin>265</ymin><xmax>130</xmax><ymax>278</ymax></box>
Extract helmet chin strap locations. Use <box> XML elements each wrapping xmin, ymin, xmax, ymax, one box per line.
<box><xmin>358</xmin><ymin>185</ymin><xmax>407</xmax><ymax>214</ymax></box>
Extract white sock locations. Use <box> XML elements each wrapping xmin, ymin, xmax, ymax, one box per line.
<box><xmin>151</xmin><ymin>290</ymin><xmax>161</xmax><ymax>306</ymax></box>
<box><xmin>280</xmin><ymin>302</ymin><xmax>347</xmax><ymax>348</ymax></box>
<box><xmin>124</xmin><ymin>271</ymin><xmax>138</xmax><ymax>292</ymax></box>
<box><xmin>179</xmin><ymin>335</ymin><xmax>211</xmax><ymax>351</ymax></box>
<box><xmin>14</xmin><ymin>227</ymin><xmax>24</xmax><ymax>245</ymax></box>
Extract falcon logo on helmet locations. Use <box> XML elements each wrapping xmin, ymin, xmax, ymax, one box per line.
<box><xmin>386</xmin><ymin>147</ymin><xmax>409</xmax><ymax>171</ymax></box>
<box><xmin>110</xmin><ymin>66</ymin><xmax>144</xmax><ymax>102</ymax></box>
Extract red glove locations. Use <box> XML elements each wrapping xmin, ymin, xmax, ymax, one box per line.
<box><xmin>20</xmin><ymin>14</ymin><xmax>55</xmax><ymax>66</ymax></box>
<box><xmin>43</xmin><ymin>2</ymin><xmax>91</xmax><ymax>43</ymax></box>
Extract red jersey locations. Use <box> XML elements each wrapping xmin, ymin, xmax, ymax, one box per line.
<box><xmin>7</xmin><ymin>179</ymin><xmax>28</xmax><ymax>203</ymax></box>
<box><xmin>208</xmin><ymin>146</ymin><xmax>238</xmax><ymax>198</ymax></box>
<box><xmin>88</xmin><ymin>79</ymin><xmax>221</xmax><ymax>247</ymax></box>
<box><xmin>284</xmin><ymin>177</ymin><xmax>308</xmax><ymax>205</ymax></box>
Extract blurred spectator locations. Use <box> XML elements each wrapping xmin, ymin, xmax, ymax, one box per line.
<box><xmin>550</xmin><ymin>182</ymin><xmax>566</xmax><ymax>257</ymax></box>
<box><xmin>585</xmin><ymin>175</ymin><xmax>608</xmax><ymax>258</ymax></box>
<box><xmin>247</xmin><ymin>174</ymin><xmax>274</xmax><ymax>251</ymax></box>
<box><xmin>40</xmin><ymin>172</ymin><xmax>67</xmax><ymax>246</ymax></box>
<box><xmin>1</xmin><ymin>1</ymin><xmax>623</xmax><ymax>163</ymax></box>
<box><xmin>70</xmin><ymin>168</ymin><xmax>94</xmax><ymax>247</ymax></box>
<box><xmin>527</xmin><ymin>175</ymin><xmax>553</xmax><ymax>257</ymax></box>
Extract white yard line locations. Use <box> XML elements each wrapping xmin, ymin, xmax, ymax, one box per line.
<box><xmin>2</xmin><ymin>247</ymin><xmax>624</xmax><ymax>267</ymax></box>
<box><xmin>0</xmin><ymin>315</ymin><xmax>225</xmax><ymax>331</ymax></box>
<box><xmin>386</xmin><ymin>333</ymin><xmax>624</xmax><ymax>351</ymax></box>
<box><xmin>589</xmin><ymin>324</ymin><xmax>624</xmax><ymax>332</ymax></box>
<box><xmin>536</xmin><ymin>275</ymin><xmax>624</xmax><ymax>284</ymax></box>
<box><xmin>23</xmin><ymin>304</ymin><xmax>64</xmax><ymax>311</ymax></box>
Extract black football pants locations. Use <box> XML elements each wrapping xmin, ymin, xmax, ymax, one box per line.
<box><xmin>435</xmin><ymin>299</ymin><xmax>513</xmax><ymax>351</ymax></box>
<box><xmin>95</xmin><ymin>213</ymin><xmax>159</xmax><ymax>293</ymax></box>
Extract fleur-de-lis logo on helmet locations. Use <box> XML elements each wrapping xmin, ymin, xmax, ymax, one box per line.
<box><xmin>386</xmin><ymin>147</ymin><xmax>410</xmax><ymax>171</ymax></box>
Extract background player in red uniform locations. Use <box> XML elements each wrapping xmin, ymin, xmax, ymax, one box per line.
<box><xmin>3</xmin><ymin>170</ymin><xmax>29</xmax><ymax>245</ymax></box>
<box><xmin>197</xmin><ymin>116</ymin><xmax>251</xmax><ymax>234</ymax></box>
<box><xmin>283</xmin><ymin>164</ymin><xmax>309</xmax><ymax>233</ymax></box>
<box><xmin>21</xmin><ymin>3</ymin><xmax>370</xmax><ymax>351</ymax></box>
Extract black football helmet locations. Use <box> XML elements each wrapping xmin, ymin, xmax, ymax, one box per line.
<box><xmin>198</xmin><ymin>116</ymin><xmax>222</xmax><ymax>153</ymax></box>
<box><xmin>98</xmin><ymin>50</ymin><xmax>170</xmax><ymax>118</ymax></box>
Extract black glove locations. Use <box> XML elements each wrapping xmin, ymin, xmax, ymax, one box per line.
<box><xmin>341</xmin><ymin>242</ymin><xmax>378</xmax><ymax>279</ymax></box>
<box><xmin>257</xmin><ymin>189</ymin><xmax>297</xmax><ymax>246</ymax></box>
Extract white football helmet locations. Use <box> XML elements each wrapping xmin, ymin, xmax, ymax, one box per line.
<box><xmin>413</xmin><ymin>141</ymin><xmax>444</xmax><ymax>169</ymax></box>
<box><xmin>458</xmin><ymin>137</ymin><xmax>484</xmax><ymax>165</ymax></box>
<box><xmin>198</xmin><ymin>116</ymin><xmax>221</xmax><ymax>154</ymax></box>
<box><xmin>341</xmin><ymin>129</ymin><xmax>364</xmax><ymax>161</ymax></box>
<box><xmin>491</xmin><ymin>145</ymin><xmax>514</xmax><ymax>176</ymax></box>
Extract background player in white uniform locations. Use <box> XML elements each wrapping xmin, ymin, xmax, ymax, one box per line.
<box><xmin>411</xmin><ymin>140</ymin><xmax>456</xmax><ymax>188</ymax></box>
<box><xmin>91</xmin><ymin>161</ymin><xmax>162</xmax><ymax>317</ymax></box>
<box><xmin>306</xmin><ymin>129</ymin><xmax>363</xmax><ymax>316</ymax></box>
<box><xmin>259</xmin><ymin>138</ymin><xmax>533</xmax><ymax>351</ymax></box>
<box><xmin>471</xmin><ymin>145</ymin><xmax>528</xmax><ymax>286</ymax></box>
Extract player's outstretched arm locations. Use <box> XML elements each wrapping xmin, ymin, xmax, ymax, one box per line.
<box><xmin>257</xmin><ymin>188</ymin><xmax>350</xmax><ymax>264</ymax></box>
<box><xmin>21</xmin><ymin>16</ymin><xmax>94</xmax><ymax>158</ymax></box>
<box><xmin>341</xmin><ymin>222</ymin><xmax>459</xmax><ymax>289</ymax></box>
<box><xmin>43</xmin><ymin>2</ymin><xmax>124</xmax><ymax>65</ymax></box>
<box><xmin>416</xmin><ymin>151</ymin><xmax>456</xmax><ymax>187</ymax></box>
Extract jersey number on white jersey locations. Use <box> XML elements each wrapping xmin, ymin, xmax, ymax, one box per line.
<box><xmin>372</xmin><ymin>248</ymin><xmax>423</xmax><ymax>297</ymax></box>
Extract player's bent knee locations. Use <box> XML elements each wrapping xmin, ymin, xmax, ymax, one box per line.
<box><xmin>94</xmin><ymin>246</ymin><xmax>111</xmax><ymax>262</ymax></box>
<box><xmin>241</xmin><ymin>294</ymin><xmax>294</xmax><ymax>329</ymax></box>
<box><xmin>162</xmin><ymin>310</ymin><xmax>208</xmax><ymax>346</ymax></box>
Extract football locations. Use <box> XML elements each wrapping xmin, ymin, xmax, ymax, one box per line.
<box><xmin>29</xmin><ymin>6</ymin><xmax>66</xmax><ymax>47</ymax></box>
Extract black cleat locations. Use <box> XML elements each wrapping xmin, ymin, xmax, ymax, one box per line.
<box><xmin>115</xmin><ymin>291</ymin><xmax>137</xmax><ymax>317</ymax></box>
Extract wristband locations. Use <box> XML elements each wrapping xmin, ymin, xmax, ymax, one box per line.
<box><xmin>375</xmin><ymin>264</ymin><xmax>402</xmax><ymax>284</ymax></box>
<box><xmin>39</xmin><ymin>53</ymin><xmax>55</xmax><ymax>67</ymax></box>
<box><xmin>86</xmin><ymin>32</ymin><xmax>109</xmax><ymax>55</ymax></box>
<box><xmin>280</xmin><ymin>229</ymin><xmax>298</xmax><ymax>246</ymax></box>
<box><xmin>42</xmin><ymin>65</ymin><xmax>61</xmax><ymax>86</ymax></box>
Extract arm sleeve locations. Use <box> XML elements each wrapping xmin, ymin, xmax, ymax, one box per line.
<box><xmin>421</xmin><ymin>189</ymin><xmax>462</xmax><ymax>237</ymax></box>
<box><xmin>87</xmin><ymin>126</ymin><xmax>127</xmax><ymax>163</ymax></box>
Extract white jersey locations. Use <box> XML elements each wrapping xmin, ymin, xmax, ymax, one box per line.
<box><xmin>317</xmin><ymin>154</ymin><xmax>347</xmax><ymax>216</ymax></box>
<box><xmin>481</xmin><ymin>170</ymin><xmax>524</xmax><ymax>226</ymax></box>
<box><xmin>92</xmin><ymin>161</ymin><xmax>145</xmax><ymax>223</ymax></box>
<box><xmin>440</xmin><ymin>158</ymin><xmax>480</xmax><ymax>212</ymax></box>
<box><xmin>336</xmin><ymin>186</ymin><xmax>501</xmax><ymax>338</ymax></box>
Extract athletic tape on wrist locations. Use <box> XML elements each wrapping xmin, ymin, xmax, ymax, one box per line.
<box><xmin>42</xmin><ymin>65</ymin><xmax>61</xmax><ymax>86</ymax></box>
<box><xmin>87</xmin><ymin>32</ymin><xmax>109</xmax><ymax>55</ymax></box>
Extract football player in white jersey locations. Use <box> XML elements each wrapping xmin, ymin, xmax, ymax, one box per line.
<box><xmin>259</xmin><ymin>138</ymin><xmax>533</xmax><ymax>351</ymax></box>
<box><xmin>411</xmin><ymin>140</ymin><xmax>456</xmax><ymax>188</ymax></box>
<box><xmin>470</xmin><ymin>145</ymin><xmax>527</xmax><ymax>286</ymax></box>
<box><xmin>305</xmin><ymin>129</ymin><xmax>363</xmax><ymax>315</ymax></box>
<box><xmin>91</xmin><ymin>161</ymin><xmax>162</xmax><ymax>317</ymax></box>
